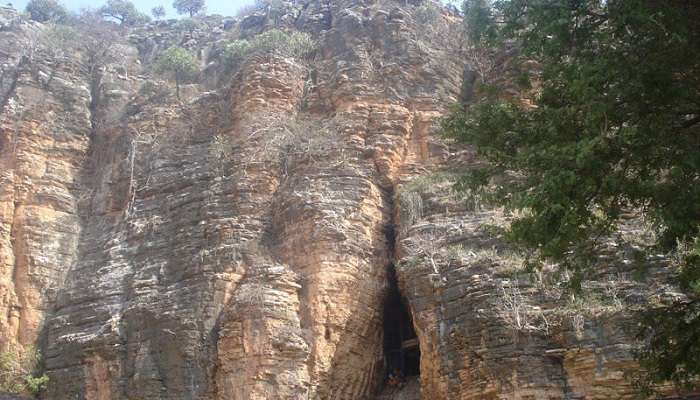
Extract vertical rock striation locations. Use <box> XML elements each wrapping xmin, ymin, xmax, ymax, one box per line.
<box><xmin>0</xmin><ymin>1</ymin><xmax>688</xmax><ymax>399</ymax></box>
<box><xmin>0</xmin><ymin>10</ymin><xmax>91</xmax><ymax>350</ymax></box>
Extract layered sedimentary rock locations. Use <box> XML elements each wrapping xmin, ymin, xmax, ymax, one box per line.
<box><xmin>0</xmin><ymin>9</ymin><xmax>92</xmax><ymax>350</ymax></box>
<box><xmin>393</xmin><ymin>175</ymin><xmax>681</xmax><ymax>399</ymax></box>
<box><xmin>0</xmin><ymin>1</ymin><xmax>686</xmax><ymax>399</ymax></box>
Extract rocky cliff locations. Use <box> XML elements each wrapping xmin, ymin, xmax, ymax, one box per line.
<box><xmin>0</xmin><ymin>1</ymin><xmax>686</xmax><ymax>399</ymax></box>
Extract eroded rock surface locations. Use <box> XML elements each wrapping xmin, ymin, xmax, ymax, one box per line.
<box><xmin>0</xmin><ymin>1</ymin><xmax>686</xmax><ymax>399</ymax></box>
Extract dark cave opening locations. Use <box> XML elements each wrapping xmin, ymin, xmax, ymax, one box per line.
<box><xmin>384</xmin><ymin>266</ymin><xmax>420</xmax><ymax>378</ymax></box>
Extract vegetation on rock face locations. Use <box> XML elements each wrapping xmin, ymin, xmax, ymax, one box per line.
<box><xmin>635</xmin><ymin>237</ymin><xmax>700</xmax><ymax>395</ymax></box>
<box><xmin>396</xmin><ymin>172</ymin><xmax>464</xmax><ymax>229</ymax></box>
<box><xmin>0</xmin><ymin>346</ymin><xmax>49</xmax><ymax>395</ymax></box>
<box><xmin>25</xmin><ymin>0</ymin><xmax>67</xmax><ymax>22</ymax></box>
<box><xmin>222</xmin><ymin>29</ymin><xmax>315</xmax><ymax>69</ymax></box>
<box><xmin>444</xmin><ymin>0</ymin><xmax>699</xmax><ymax>394</ymax></box>
<box><xmin>155</xmin><ymin>46</ymin><xmax>199</xmax><ymax>99</ymax></box>
<box><xmin>413</xmin><ymin>2</ymin><xmax>441</xmax><ymax>24</ymax></box>
<box><xmin>137</xmin><ymin>81</ymin><xmax>172</xmax><ymax>103</ymax></box>
<box><xmin>221</xmin><ymin>39</ymin><xmax>252</xmax><ymax>68</ymax></box>
<box><xmin>41</xmin><ymin>23</ymin><xmax>79</xmax><ymax>57</ymax></box>
<box><xmin>173</xmin><ymin>17</ymin><xmax>200</xmax><ymax>33</ymax></box>
<box><xmin>172</xmin><ymin>0</ymin><xmax>205</xmax><ymax>17</ymax></box>
<box><xmin>99</xmin><ymin>0</ymin><xmax>150</xmax><ymax>25</ymax></box>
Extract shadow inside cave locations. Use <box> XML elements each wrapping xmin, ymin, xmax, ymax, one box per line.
<box><xmin>383</xmin><ymin>266</ymin><xmax>420</xmax><ymax>378</ymax></box>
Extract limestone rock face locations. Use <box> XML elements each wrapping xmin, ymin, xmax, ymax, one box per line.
<box><xmin>0</xmin><ymin>1</ymin><xmax>685</xmax><ymax>399</ymax></box>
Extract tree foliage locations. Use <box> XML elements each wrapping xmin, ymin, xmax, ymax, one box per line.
<box><xmin>172</xmin><ymin>0</ymin><xmax>204</xmax><ymax>17</ymax></box>
<box><xmin>155</xmin><ymin>46</ymin><xmax>199</xmax><ymax>98</ymax></box>
<box><xmin>0</xmin><ymin>346</ymin><xmax>49</xmax><ymax>395</ymax></box>
<box><xmin>25</xmin><ymin>0</ymin><xmax>67</xmax><ymax>22</ymax></box>
<box><xmin>99</xmin><ymin>0</ymin><xmax>150</xmax><ymax>25</ymax></box>
<box><xmin>151</xmin><ymin>5</ymin><xmax>166</xmax><ymax>19</ymax></box>
<box><xmin>444</xmin><ymin>0</ymin><xmax>700</xmax><ymax>394</ymax></box>
<box><xmin>634</xmin><ymin>237</ymin><xmax>700</xmax><ymax>395</ymax></box>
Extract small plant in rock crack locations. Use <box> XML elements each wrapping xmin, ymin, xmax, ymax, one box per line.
<box><xmin>409</xmin><ymin>228</ymin><xmax>444</xmax><ymax>274</ymax></box>
<box><xmin>496</xmin><ymin>280</ymin><xmax>550</xmax><ymax>336</ymax></box>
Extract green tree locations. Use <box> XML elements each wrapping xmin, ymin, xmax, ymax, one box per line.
<box><xmin>99</xmin><ymin>0</ymin><xmax>150</xmax><ymax>25</ymax></box>
<box><xmin>25</xmin><ymin>0</ymin><xmax>67</xmax><ymax>22</ymax></box>
<box><xmin>444</xmin><ymin>0</ymin><xmax>700</xmax><ymax>394</ymax></box>
<box><xmin>0</xmin><ymin>346</ymin><xmax>49</xmax><ymax>395</ymax></box>
<box><xmin>151</xmin><ymin>5</ymin><xmax>166</xmax><ymax>19</ymax></box>
<box><xmin>172</xmin><ymin>0</ymin><xmax>204</xmax><ymax>17</ymax></box>
<box><xmin>155</xmin><ymin>46</ymin><xmax>199</xmax><ymax>99</ymax></box>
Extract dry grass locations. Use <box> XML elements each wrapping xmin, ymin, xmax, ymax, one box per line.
<box><xmin>396</xmin><ymin>172</ymin><xmax>462</xmax><ymax>229</ymax></box>
<box><xmin>495</xmin><ymin>280</ymin><xmax>551</xmax><ymax>335</ymax></box>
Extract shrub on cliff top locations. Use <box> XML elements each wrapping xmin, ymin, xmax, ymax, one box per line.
<box><xmin>25</xmin><ymin>0</ymin><xmax>67</xmax><ymax>22</ymax></box>
<box><xmin>0</xmin><ymin>346</ymin><xmax>49</xmax><ymax>395</ymax></box>
<box><xmin>222</xmin><ymin>29</ymin><xmax>315</xmax><ymax>69</ymax></box>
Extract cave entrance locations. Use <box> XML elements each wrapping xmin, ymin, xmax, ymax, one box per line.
<box><xmin>384</xmin><ymin>266</ymin><xmax>420</xmax><ymax>378</ymax></box>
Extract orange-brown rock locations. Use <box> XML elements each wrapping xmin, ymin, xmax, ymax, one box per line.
<box><xmin>0</xmin><ymin>1</ymin><xmax>688</xmax><ymax>399</ymax></box>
